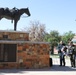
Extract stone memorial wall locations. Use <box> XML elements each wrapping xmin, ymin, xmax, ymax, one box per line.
<box><xmin>0</xmin><ymin>30</ymin><xmax>50</xmax><ymax>69</ymax></box>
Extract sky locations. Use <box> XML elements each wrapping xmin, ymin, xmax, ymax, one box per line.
<box><xmin>0</xmin><ymin>0</ymin><xmax>76</xmax><ymax>35</ymax></box>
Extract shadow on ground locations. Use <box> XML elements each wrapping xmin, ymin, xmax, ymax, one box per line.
<box><xmin>50</xmin><ymin>65</ymin><xmax>76</xmax><ymax>71</ymax></box>
<box><xmin>0</xmin><ymin>65</ymin><xmax>76</xmax><ymax>74</ymax></box>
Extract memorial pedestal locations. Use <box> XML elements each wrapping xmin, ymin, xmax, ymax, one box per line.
<box><xmin>0</xmin><ymin>30</ymin><xmax>50</xmax><ymax>69</ymax></box>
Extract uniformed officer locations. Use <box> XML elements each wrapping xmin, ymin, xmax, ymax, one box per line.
<box><xmin>58</xmin><ymin>41</ymin><xmax>66</xmax><ymax>66</ymax></box>
<box><xmin>68</xmin><ymin>41</ymin><xmax>75</xmax><ymax>68</ymax></box>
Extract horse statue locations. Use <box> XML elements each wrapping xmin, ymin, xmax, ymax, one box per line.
<box><xmin>0</xmin><ymin>7</ymin><xmax>31</xmax><ymax>31</ymax></box>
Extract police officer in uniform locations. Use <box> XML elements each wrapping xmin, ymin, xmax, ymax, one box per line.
<box><xmin>68</xmin><ymin>41</ymin><xmax>75</xmax><ymax>68</ymax></box>
<box><xmin>58</xmin><ymin>41</ymin><xmax>65</xmax><ymax>66</ymax></box>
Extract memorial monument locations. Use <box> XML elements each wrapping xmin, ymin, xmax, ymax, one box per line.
<box><xmin>0</xmin><ymin>7</ymin><xmax>50</xmax><ymax>69</ymax></box>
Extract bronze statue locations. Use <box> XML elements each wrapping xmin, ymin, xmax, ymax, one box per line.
<box><xmin>0</xmin><ymin>7</ymin><xmax>31</xmax><ymax>31</ymax></box>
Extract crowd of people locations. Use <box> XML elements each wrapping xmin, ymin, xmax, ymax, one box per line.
<box><xmin>57</xmin><ymin>41</ymin><xmax>76</xmax><ymax>68</ymax></box>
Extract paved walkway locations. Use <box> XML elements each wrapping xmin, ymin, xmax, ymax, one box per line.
<box><xmin>0</xmin><ymin>57</ymin><xmax>76</xmax><ymax>75</ymax></box>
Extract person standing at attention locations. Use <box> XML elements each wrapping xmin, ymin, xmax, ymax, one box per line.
<box><xmin>68</xmin><ymin>41</ymin><xmax>75</xmax><ymax>68</ymax></box>
<box><xmin>57</xmin><ymin>41</ymin><xmax>64</xmax><ymax>66</ymax></box>
<box><xmin>60</xmin><ymin>43</ymin><xmax>67</xmax><ymax>66</ymax></box>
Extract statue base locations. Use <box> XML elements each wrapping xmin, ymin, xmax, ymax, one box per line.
<box><xmin>0</xmin><ymin>30</ymin><xmax>50</xmax><ymax>69</ymax></box>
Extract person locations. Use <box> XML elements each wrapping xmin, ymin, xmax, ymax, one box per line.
<box><xmin>68</xmin><ymin>41</ymin><xmax>75</xmax><ymax>68</ymax></box>
<box><xmin>60</xmin><ymin>44</ymin><xmax>67</xmax><ymax>66</ymax></box>
<box><xmin>57</xmin><ymin>41</ymin><xmax>66</xmax><ymax>66</ymax></box>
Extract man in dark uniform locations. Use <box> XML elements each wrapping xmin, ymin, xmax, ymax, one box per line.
<box><xmin>58</xmin><ymin>41</ymin><xmax>65</xmax><ymax>66</ymax></box>
<box><xmin>68</xmin><ymin>41</ymin><xmax>75</xmax><ymax>68</ymax></box>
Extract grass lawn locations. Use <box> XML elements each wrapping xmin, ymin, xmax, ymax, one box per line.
<box><xmin>50</xmin><ymin>54</ymin><xmax>70</xmax><ymax>59</ymax></box>
<box><xmin>50</xmin><ymin>54</ymin><xmax>59</xmax><ymax>58</ymax></box>
<box><xmin>51</xmin><ymin>54</ymin><xmax>59</xmax><ymax>56</ymax></box>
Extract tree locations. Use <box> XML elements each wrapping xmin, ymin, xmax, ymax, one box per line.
<box><xmin>61</xmin><ymin>31</ymin><xmax>75</xmax><ymax>44</ymax></box>
<box><xmin>44</xmin><ymin>30</ymin><xmax>61</xmax><ymax>54</ymax></box>
<box><xmin>44</xmin><ymin>30</ymin><xmax>61</xmax><ymax>45</ymax></box>
<box><xmin>24</xmin><ymin>20</ymin><xmax>46</xmax><ymax>41</ymax></box>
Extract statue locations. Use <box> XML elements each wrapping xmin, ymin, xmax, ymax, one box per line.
<box><xmin>0</xmin><ymin>7</ymin><xmax>31</xmax><ymax>31</ymax></box>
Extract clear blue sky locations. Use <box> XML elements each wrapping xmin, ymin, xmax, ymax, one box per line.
<box><xmin>0</xmin><ymin>0</ymin><xmax>76</xmax><ymax>35</ymax></box>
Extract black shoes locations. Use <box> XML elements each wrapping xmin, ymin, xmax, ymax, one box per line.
<box><xmin>71</xmin><ymin>65</ymin><xmax>75</xmax><ymax>68</ymax></box>
<box><xmin>59</xmin><ymin>64</ymin><xmax>65</xmax><ymax>66</ymax></box>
